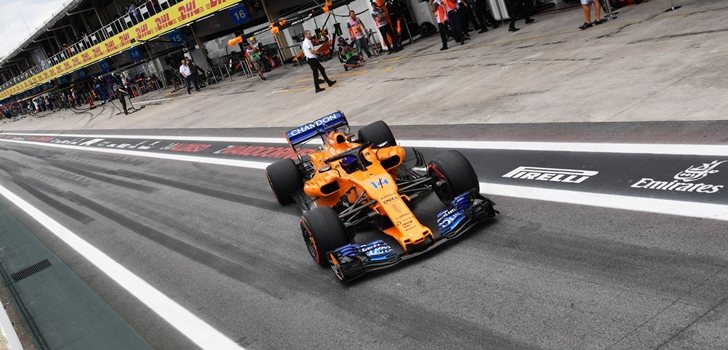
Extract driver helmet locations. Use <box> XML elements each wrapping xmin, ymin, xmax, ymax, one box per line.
<box><xmin>341</xmin><ymin>155</ymin><xmax>358</xmax><ymax>172</ymax></box>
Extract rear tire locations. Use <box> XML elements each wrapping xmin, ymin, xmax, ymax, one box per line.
<box><xmin>266</xmin><ymin>159</ymin><xmax>302</xmax><ymax>205</ymax></box>
<box><xmin>301</xmin><ymin>207</ymin><xmax>349</xmax><ymax>267</ymax></box>
<box><xmin>428</xmin><ymin>150</ymin><xmax>479</xmax><ymax>204</ymax></box>
<box><xmin>358</xmin><ymin>121</ymin><xmax>396</xmax><ymax>148</ymax></box>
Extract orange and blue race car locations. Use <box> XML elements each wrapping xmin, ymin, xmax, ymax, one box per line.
<box><xmin>266</xmin><ymin>111</ymin><xmax>497</xmax><ymax>282</ymax></box>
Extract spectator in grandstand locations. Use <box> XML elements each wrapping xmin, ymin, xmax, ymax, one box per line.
<box><xmin>128</xmin><ymin>3</ymin><xmax>141</xmax><ymax>24</ymax></box>
<box><xmin>347</xmin><ymin>10</ymin><xmax>373</xmax><ymax>59</ymax></box>
<box><xmin>371</xmin><ymin>2</ymin><xmax>401</xmax><ymax>54</ymax></box>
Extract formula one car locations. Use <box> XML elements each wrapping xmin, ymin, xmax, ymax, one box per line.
<box><xmin>266</xmin><ymin>112</ymin><xmax>497</xmax><ymax>282</ymax></box>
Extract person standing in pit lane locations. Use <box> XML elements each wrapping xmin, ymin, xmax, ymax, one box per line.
<box><xmin>430</xmin><ymin>0</ymin><xmax>465</xmax><ymax>46</ymax></box>
<box><xmin>114</xmin><ymin>83</ymin><xmax>130</xmax><ymax>115</ymax></box>
<box><xmin>430</xmin><ymin>0</ymin><xmax>450</xmax><ymax>50</ymax></box>
<box><xmin>578</xmin><ymin>0</ymin><xmax>605</xmax><ymax>30</ymax></box>
<box><xmin>470</xmin><ymin>0</ymin><xmax>500</xmax><ymax>32</ymax></box>
<box><xmin>302</xmin><ymin>30</ymin><xmax>336</xmax><ymax>94</ymax></box>
<box><xmin>506</xmin><ymin>0</ymin><xmax>535</xmax><ymax>32</ymax></box>
<box><xmin>244</xmin><ymin>42</ymin><xmax>267</xmax><ymax>81</ymax></box>
<box><xmin>347</xmin><ymin>10</ymin><xmax>373</xmax><ymax>59</ymax></box>
<box><xmin>371</xmin><ymin>2</ymin><xmax>401</xmax><ymax>54</ymax></box>
<box><xmin>179</xmin><ymin>59</ymin><xmax>199</xmax><ymax>94</ymax></box>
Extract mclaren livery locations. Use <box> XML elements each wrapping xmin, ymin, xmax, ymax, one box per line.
<box><xmin>265</xmin><ymin>112</ymin><xmax>497</xmax><ymax>282</ymax></box>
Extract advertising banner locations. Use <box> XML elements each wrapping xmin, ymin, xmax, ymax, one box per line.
<box><xmin>0</xmin><ymin>0</ymin><xmax>242</xmax><ymax>100</ymax></box>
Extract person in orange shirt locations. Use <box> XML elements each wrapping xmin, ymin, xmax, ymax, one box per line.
<box><xmin>429</xmin><ymin>0</ymin><xmax>450</xmax><ymax>50</ymax></box>
<box><xmin>371</xmin><ymin>2</ymin><xmax>401</xmax><ymax>54</ymax></box>
<box><xmin>347</xmin><ymin>10</ymin><xmax>373</xmax><ymax>58</ymax></box>
<box><xmin>430</xmin><ymin>0</ymin><xmax>465</xmax><ymax>48</ymax></box>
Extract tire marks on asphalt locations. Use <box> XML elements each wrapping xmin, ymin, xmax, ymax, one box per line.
<box><xmin>466</xmin><ymin>217</ymin><xmax>728</xmax><ymax>305</ymax></box>
<box><xmin>0</xmin><ymin>158</ymin><xmax>95</xmax><ymax>225</ymax></box>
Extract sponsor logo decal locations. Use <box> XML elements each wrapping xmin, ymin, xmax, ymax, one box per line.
<box><xmin>287</xmin><ymin>112</ymin><xmax>342</xmax><ymax>137</ymax></box>
<box><xmin>381</xmin><ymin>194</ymin><xmax>398</xmax><ymax>205</ymax></box>
<box><xmin>502</xmin><ymin>166</ymin><xmax>598</xmax><ymax>184</ymax></box>
<box><xmin>370</xmin><ymin>177</ymin><xmax>390</xmax><ymax>189</ymax></box>
<box><xmin>673</xmin><ymin>160</ymin><xmax>726</xmax><ymax>182</ymax></box>
<box><xmin>631</xmin><ymin>160</ymin><xmax>726</xmax><ymax>194</ymax></box>
<box><xmin>0</xmin><ymin>134</ymin><xmax>310</xmax><ymax>160</ymax></box>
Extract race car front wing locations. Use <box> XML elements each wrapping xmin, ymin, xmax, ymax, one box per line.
<box><xmin>328</xmin><ymin>190</ymin><xmax>497</xmax><ymax>282</ymax></box>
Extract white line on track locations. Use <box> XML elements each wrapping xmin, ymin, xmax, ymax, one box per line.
<box><xmin>0</xmin><ymin>184</ymin><xmax>245</xmax><ymax>350</ymax></box>
<box><xmin>2</xmin><ymin>132</ymin><xmax>728</xmax><ymax>156</ymax></box>
<box><xmin>0</xmin><ymin>137</ymin><xmax>726</xmax><ymax>222</ymax></box>
<box><xmin>482</xmin><ymin>183</ymin><xmax>728</xmax><ymax>221</ymax></box>
<box><xmin>0</xmin><ymin>300</ymin><xmax>22</xmax><ymax>350</ymax></box>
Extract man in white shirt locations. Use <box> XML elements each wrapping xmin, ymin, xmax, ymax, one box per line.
<box><xmin>178</xmin><ymin>58</ymin><xmax>199</xmax><ymax>94</ymax></box>
<box><xmin>302</xmin><ymin>30</ymin><xmax>336</xmax><ymax>93</ymax></box>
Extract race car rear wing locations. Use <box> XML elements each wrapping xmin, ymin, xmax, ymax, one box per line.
<box><xmin>285</xmin><ymin>111</ymin><xmax>349</xmax><ymax>148</ymax></box>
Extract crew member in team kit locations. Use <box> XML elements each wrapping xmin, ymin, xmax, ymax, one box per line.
<box><xmin>430</xmin><ymin>0</ymin><xmax>465</xmax><ymax>47</ymax></box>
<box><xmin>371</xmin><ymin>2</ymin><xmax>401</xmax><ymax>54</ymax></box>
<box><xmin>470</xmin><ymin>0</ymin><xmax>500</xmax><ymax>32</ymax></box>
<box><xmin>506</xmin><ymin>0</ymin><xmax>535</xmax><ymax>32</ymax></box>
<box><xmin>347</xmin><ymin>10</ymin><xmax>373</xmax><ymax>58</ymax></box>
<box><xmin>302</xmin><ymin>30</ymin><xmax>336</xmax><ymax>93</ymax></box>
<box><xmin>430</xmin><ymin>0</ymin><xmax>450</xmax><ymax>50</ymax></box>
<box><xmin>114</xmin><ymin>83</ymin><xmax>130</xmax><ymax>115</ymax></box>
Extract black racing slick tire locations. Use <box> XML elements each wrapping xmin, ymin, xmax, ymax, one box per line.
<box><xmin>358</xmin><ymin>121</ymin><xmax>396</xmax><ymax>148</ymax></box>
<box><xmin>266</xmin><ymin>159</ymin><xmax>302</xmax><ymax>205</ymax></box>
<box><xmin>428</xmin><ymin>150</ymin><xmax>479</xmax><ymax>205</ymax></box>
<box><xmin>301</xmin><ymin>207</ymin><xmax>349</xmax><ymax>267</ymax></box>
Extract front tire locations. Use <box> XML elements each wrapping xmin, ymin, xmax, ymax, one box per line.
<box><xmin>266</xmin><ymin>159</ymin><xmax>302</xmax><ymax>205</ymax></box>
<box><xmin>301</xmin><ymin>207</ymin><xmax>349</xmax><ymax>267</ymax></box>
<box><xmin>428</xmin><ymin>150</ymin><xmax>479</xmax><ymax>204</ymax></box>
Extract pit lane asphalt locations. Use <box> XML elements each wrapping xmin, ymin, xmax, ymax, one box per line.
<box><xmin>1</xmin><ymin>122</ymin><xmax>728</xmax><ymax>349</ymax></box>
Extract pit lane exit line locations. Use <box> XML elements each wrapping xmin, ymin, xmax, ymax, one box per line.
<box><xmin>2</xmin><ymin>132</ymin><xmax>727</xmax><ymax>156</ymax></box>
<box><xmin>0</xmin><ymin>184</ymin><xmax>245</xmax><ymax>350</ymax></box>
<box><xmin>1</xmin><ymin>137</ymin><xmax>726</xmax><ymax>222</ymax></box>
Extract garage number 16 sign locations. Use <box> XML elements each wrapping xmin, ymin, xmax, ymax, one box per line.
<box><xmin>229</xmin><ymin>4</ymin><xmax>250</xmax><ymax>25</ymax></box>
